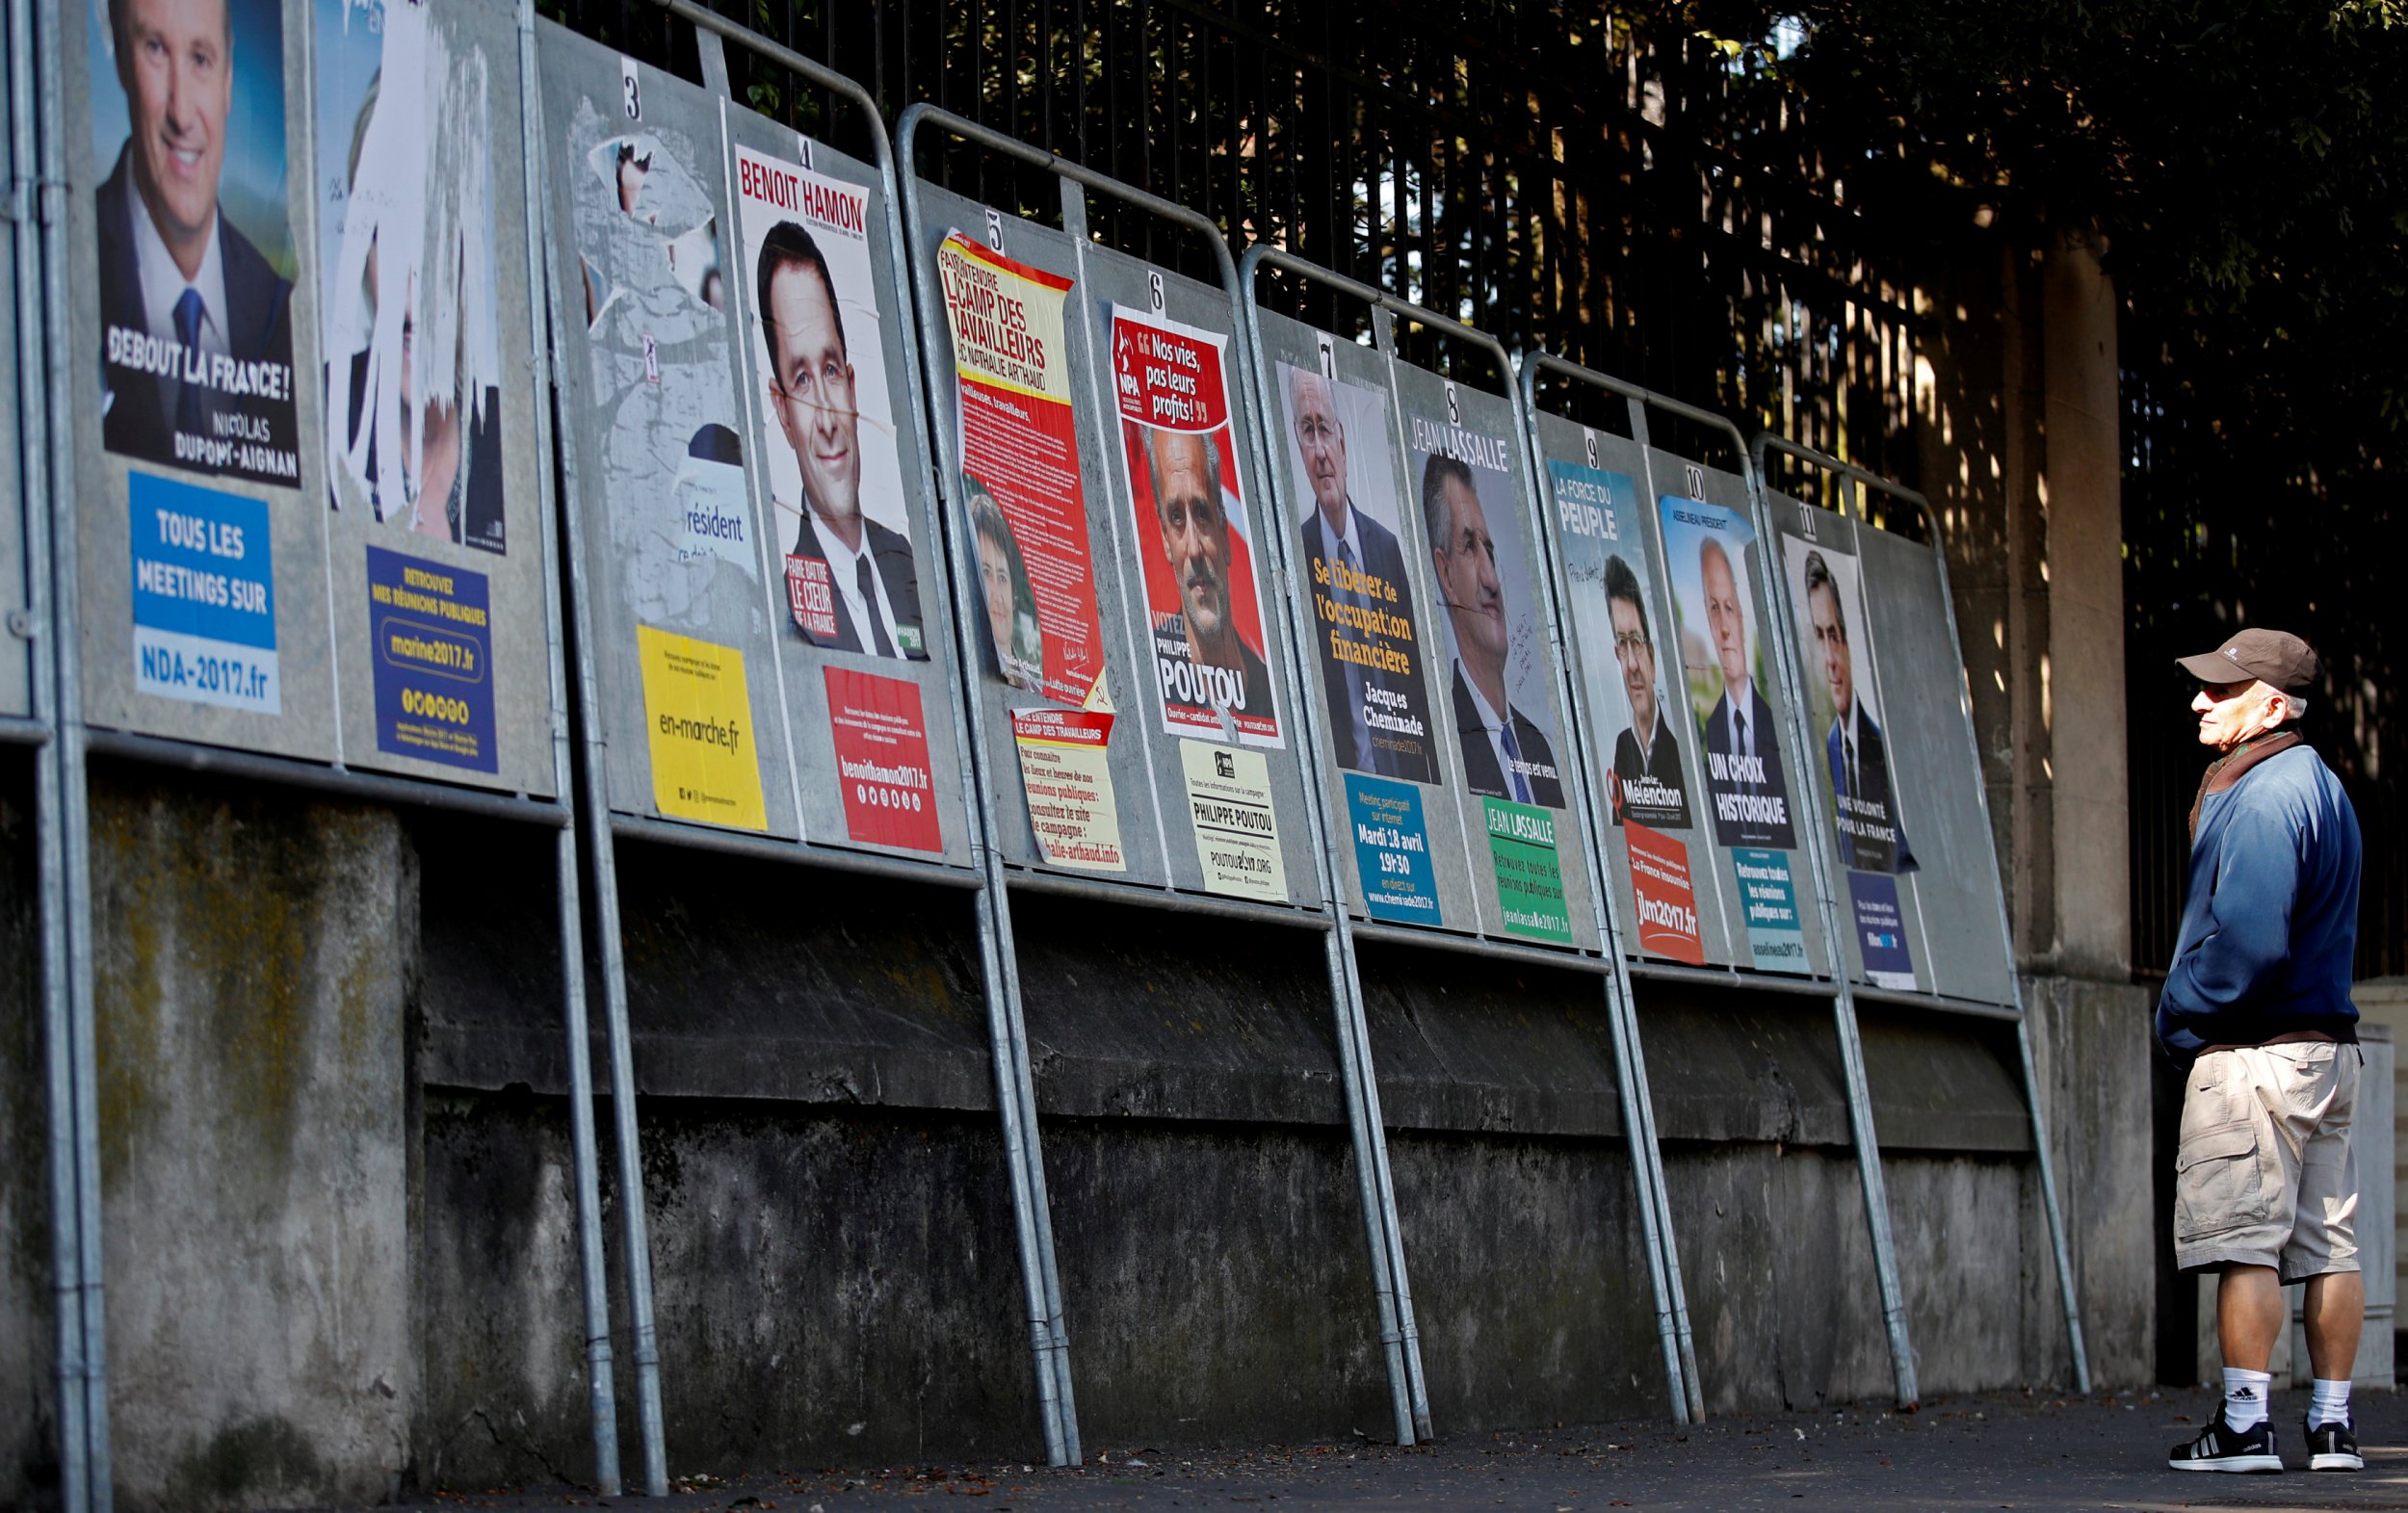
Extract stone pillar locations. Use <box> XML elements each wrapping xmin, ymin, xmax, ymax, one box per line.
<box><xmin>1916</xmin><ymin>222</ymin><xmax>2152</xmax><ymax>1388</ymax></box>
<box><xmin>90</xmin><ymin>774</ymin><xmax>418</xmax><ymax>1511</ymax></box>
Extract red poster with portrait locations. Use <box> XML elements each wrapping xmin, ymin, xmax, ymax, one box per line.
<box><xmin>936</xmin><ymin>232</ymin><xmax>1107</xmax><ymax>710</ymax></box>
<box><xmin>1112</xmin><ymin>306</ymin><xmax>1282</xmax><ymax>748</ymax></box>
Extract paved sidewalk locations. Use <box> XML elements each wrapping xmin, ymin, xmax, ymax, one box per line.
<box><xmin>385</xmin><ymin>1386</ymin><xmax>2408</xmax><ymax>1513</ymax></box>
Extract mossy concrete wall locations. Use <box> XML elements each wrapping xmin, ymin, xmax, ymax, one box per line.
<box><xmin>0</xmin><ymin>767</ymin><xmax>2150</xmax><ymax>1508</ymax></box>
<box><xmin>89</xmin><ymin>770</ymin><xmax>417</xmax><ymax>1511</ymax></box>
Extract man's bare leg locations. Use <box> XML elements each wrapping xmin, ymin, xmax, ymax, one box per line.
<box><xmin>2304</xmin><ymin>1270</ymin><xmax>2364</xmax><ymax>1382</ymax></box>
<box><xmin>2219</xmin><ymin>1265</ymin><xmax>2286</xmax><ymax>1371</ymax></box>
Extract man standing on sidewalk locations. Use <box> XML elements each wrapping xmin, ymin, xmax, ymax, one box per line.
<box><xmin>2160</xmin><ymin>629</ymin><xmax>2366</xmax><ymax>1475</ymax></box>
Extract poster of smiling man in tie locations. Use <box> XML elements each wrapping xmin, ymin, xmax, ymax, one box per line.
<box><xmin>91</xmin><ymin>0</ymin><xmax>299</xmax><ymax>485</ymax></box>
<box><xmin>1783</xmin><ymin>535</ymin><xmax>1915</xmax><ymax>874</ymax></box>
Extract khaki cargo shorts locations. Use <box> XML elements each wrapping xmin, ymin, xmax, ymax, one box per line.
<box><xmin>2175</xmin><ymin>1042</ymin><xmax>2361</xmax><ymax>1281</ymax></box>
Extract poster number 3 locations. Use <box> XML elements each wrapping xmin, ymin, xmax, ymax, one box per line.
<box><xmin>619</xmin><ymin>56</ymin><xmax>642</xmax><ymax>119</ymax></box>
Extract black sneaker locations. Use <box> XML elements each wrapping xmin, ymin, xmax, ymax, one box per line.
<box><xmin>2169</xmin><ymin>1412</ymin><xmax>2282</xmax><ymax>1473</ymax></box>
<box><xmin>2305</xmin><ymin>1415</ymin><xmax>2363</xmax><ymax>1472</ymax></box>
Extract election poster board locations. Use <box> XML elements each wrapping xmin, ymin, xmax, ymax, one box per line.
<box><xmin>1388</xmin><ymin>360</ymin><xmax>1596</xmax><ymax>952</ymax></box>
<box><xmin>1077</xmin><ymin>244</ymin><xmax>1320</xmax><ymax>911</ymax></box>
<box><xmin>1251</xmin><ymin>307</ymin><xmax>1486</xmax><ymax>934</ymax></box>
<box><xmin>534</xmin><ymin>25</ymin><xmax>799</xmax><ymax>836</ymax></box>
<box><xmin>70</xmin><ymin>0</ymin><xmax>339</xmax><ymax>759</ymax></box>
<box><xmin>1653</xmin><ymin>458</ymin><xmax>1827</xmax><ymax>978</ymax></box>
<box><xmin>1531</xmin><ymin>414</ymin><xmax>1742</xmax><ymax>969</ymax></box>
<box><xmin>314</xmin><ymin>0</ymin><xmax>555</xmax><ymax>794</ymax></box>
<box><xmin>1771</xmin><ymin>490</ymin><xmax>2015</xmax><ymax>1006</ymax></box>
<box><xmin>720</xmin><ymin>105</ymin><xmax>971</xmax><ymax>868</ymax></box>
<box><xmin>913</xmin><ymin>181</ymin><xmax>1171</xmax><ymax>886</ymax></box>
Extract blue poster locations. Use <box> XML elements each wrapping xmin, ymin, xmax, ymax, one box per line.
<box><xmin>1346</xmin><ymin>772</ymin><xmax>1442</xmax><ymax>926</ymax></box>
<box><xmin>1847</xmin><ymin>870</ymin><xmax>1919</xmax><ymax>990</ymax></box>
<box><xmin>128</xmin><ymin>472</ymin><xmax>280</xmax><ymax>714</ymax></box>
<box><xmin>1733</xmin><ymin>847</ymin><xmax>1809</xmax><ymax>975</ymax></box>
<box><xmin>366</xmin><ymin>546</ymin><xmax>497</xmax><ymax>772</ymax></box>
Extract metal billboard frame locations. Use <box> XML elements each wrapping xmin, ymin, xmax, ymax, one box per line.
<box><xmin>1520</xmin><ymin>351</ymin><xmax>1919</xmax><ymax>1409</ymax></box>
<box><xmin>897</xmin><ymin>102</ymin><xmax>1450</xmax><ymax>1448</ymax></box>
<box><xmin>1239</xmin><ymin>248</ymin><xmax>1697</xmax><ymax>1425</ymax></box>
<box><xmin>1750</xmin><ymin>431</ymin><xmax>2090</xmax><ymax>1394</ymax></box>
<box><xmin>20</xmin><ymin>0</ymin><xmax>645</xmax><ymax>1500</ymax></box>
<box><xmin>533</xmin><ymin>0</ymin><xmax>1096</xmax><ymax>1474</ymax></box>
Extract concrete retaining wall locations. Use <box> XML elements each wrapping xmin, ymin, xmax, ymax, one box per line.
<box><xmin>0</xmin><ymin>768</ymin><xmax>2152</xmax><ymax>1508</ymax></box>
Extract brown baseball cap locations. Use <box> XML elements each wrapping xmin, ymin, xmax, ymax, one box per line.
<box><xmin>2175</xmin><ymin>628</ymin><xmax>2321</xmax><ymax>692</ymax></box>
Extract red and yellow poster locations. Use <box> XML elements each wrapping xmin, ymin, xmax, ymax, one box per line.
<box><xmin>1010</xmin><ymin>708</ymin><xmax>1125</xmax><ymax>871</ymax></box>
<box><xmin>936</xmin><ymin>232</ymin><xmax>1108</xmax><ymax>710</ymax></box>
<box><xmin>1111</xmin><ymin>306</ymin><xmax>1281</xmax><ymax>748</ymax></box>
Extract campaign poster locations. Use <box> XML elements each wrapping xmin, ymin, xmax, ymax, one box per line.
<box><xmin>318</xmin><ymin>0</ymin><xmax>509</xmax><ymax>553</ymax></box>
<box><xmin>1410</xmin><ymin>396</ymin><xmax>1564</xmax><ymax>808</ymax></box>
<box><xmin>1658</xmin><ymin>496</ymin><xmax>1796</xmax><ymax>850</ymax></box>
<box><xmin>1733</xmin><ymin>848</ymin><xmax>1810</xmax><ymax>974</ymax></box>
<box><xmin>1625</xmin><ymin>821</ymin><xmax>1704</xmax><ymax>964</ymax></box>
<box><xmin>1278</xmin><ymin>353</ymin><xmax>1438</xmax><ymax>784</ymax></box>
<box><xmin>560</xmin><ymin>72</ymin><xmax>755</xmax><ymax>630</ymax></box>
<box><xmin>1483</xmin><ymin>797</ymin><xmax>1573</xmax><ymax>945</ymax></box>
<box><xmin>638</xmin><ymin>626</ymin><xmax>768</xmax><ymax>831</ymax></box>
<box><xmin>129</xmin><ymin>473</ymin><xmax>279</xmax><ymax>713</ymax></box>
<box><xmin>365</xmin><ymin>545</ymin><xmax>496</xmax><ymax>772</ymax></box>
<box><xmin>825</xmin><ymin>667</ymin><xmax>942</xmax><ymax>852</ymax></box>
<box><xmin>1783</xmin><ymin>535</ymin><xmax>1916</xmax><ymax>874</ymax></box>
<box><xmin>1848</xmin><ymin>869</ymin><xmax>1919</xmax><ymax>990</ymax></box>
<box><xmin>1112</xmin><ymin>306</ymin><xmax>1281</xmax><ymax>747</ymax></box>
<box><xmin>1179</xmin><ymin>740</ymin><xmax>1286</xmax><ymax>903</ymax></box>
<box><xmin>1548</xmin><ymin>459</ymin><xmax>1691</xmax><ymax>830</ymax></box>
<box><xmin>1011</xmin><ymin>708</ymin><xmax>1123</xmax><ymax>870</ymax></box>
<box><xmin>1346</xmin><ymin>773</ymin><xmax>1441</xmax><ymax>926</ymax></box>
<box><xmin>937</xmin><ymin>232</ymin><xmax>1108</xmax><ymax>708</ymax></box>
<box><xmin>91</xmin><ymin>0</ymin><xmax>299</xmax><ymax>484</ymax></box>
<box><xmin>729</xmin><ymin>143</ymin><xmax>931</xmax><ymax>662</ymax></box>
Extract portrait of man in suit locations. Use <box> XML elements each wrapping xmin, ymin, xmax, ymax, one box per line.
<box><xmin>95</xmin><ymin>0</ymin><xmax>297</xmax><ymax>484</ymax></box>
<box><xmin>1144</xmin><ymin>425</ymin><xmax>1272</xmax><ymax>726</ymax></box>
<box><xmin>760</xmin><ymin>220</ymin><xmax>927</xmax><ymax>661</ymax></box>
<box><xmin>1422</xmin><ymin>452</ymin><xmax>1563</xmax><ymax>808</ymax></box>
<box><xmin>1696</xmin><ymin>533</ymin><xmax>1795</xmax><ymax>848</ymax></box>
<box><xmin>1802</xmin><ymin>548</ymin><xmax>1912</xmax><ymax>873</ymax></box>
<box><xmin>1285</xmin><ymin>362</ymin><xmax>1437</xmax><ymax>784</ymax></box>
<box><xmin>1604</xmin><ymin>552</ymin><xmax>1690</xmax><ymax>828</ymax></box>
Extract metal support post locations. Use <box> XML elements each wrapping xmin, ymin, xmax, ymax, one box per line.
<box><xmin>1512</xmin><ymin>352</ymin><xmax>1706</xmax><ymax>1424</ymax></box>
<box><xmin>1751</xmin><ymin>435</ymin><xmax>2090</xmax><ymax>1396</ymax></box>
<box><xmin>517</xmin><ymin>0</ymin><xmax>633</xmax><ymax>1485</ymax></box>
<box><xmin>30</xmin><ymin>0</ymin><xmax>111</xmax><ymax>1491</ymax></box>
<box><xmin>1735</xmin><ymin>445</ymin><xmax>1918</xmax><ymax>1408</ymax></box>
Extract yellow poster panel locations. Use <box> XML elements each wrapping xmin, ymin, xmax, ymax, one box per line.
<box><xmin>637</xmin><ymin>625</ymin><xmax>769</xmax><ymax>831</ymax></box>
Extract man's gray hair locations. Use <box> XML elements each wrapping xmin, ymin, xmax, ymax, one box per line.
<box><xmin>2278</xmin><ymin>689</ymin><xmax>2311</xmax><ymax>721</ymax></box>
<box><xmin>1145</xmin><ymin>425</ymin><xmax>1220</xmax><ymax>507</ymax></box>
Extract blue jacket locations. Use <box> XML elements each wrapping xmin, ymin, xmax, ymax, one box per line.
<box><xmin>2157</xmin><ymin>742</ymin><xmax>2362</xmax><ymax>1059</ymax></box>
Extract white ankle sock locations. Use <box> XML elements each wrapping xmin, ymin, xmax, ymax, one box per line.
<box><xmin>2223</xmin><ymin>1367</ymin><xmax>2272</xmax><ymax>1430</ymax></box>
<box><xmin>2312</xmin><ymin>1376</ymin><xmax>2352</xmax><ymax>1426</ymax></box>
